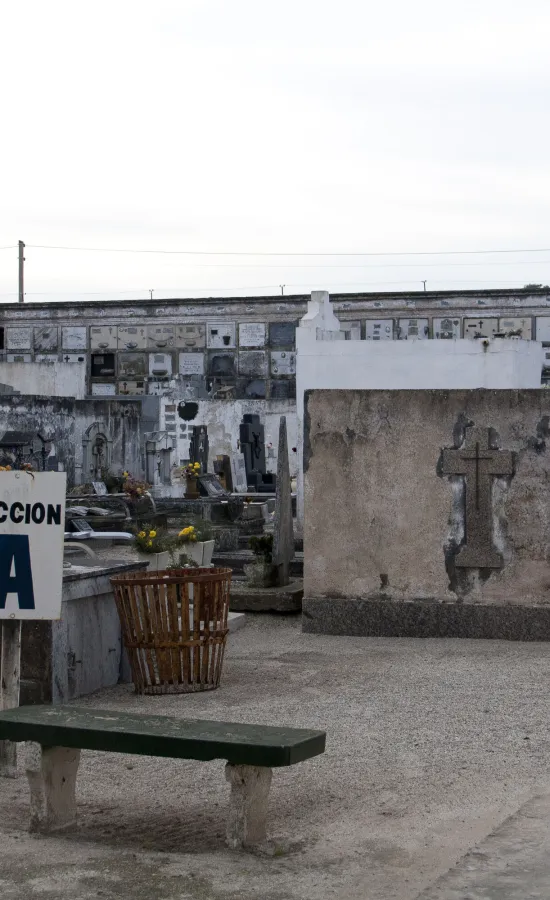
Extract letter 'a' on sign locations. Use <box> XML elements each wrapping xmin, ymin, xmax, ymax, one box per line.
<box><xmin>0</xmin><ymin>535</ymin><xmax>35</xmax><ymax>610</ymax></box>
<box><xmin>0</xmin><ymin>472</ymin><xmax>66</xmax><ymax>620</ymax></box>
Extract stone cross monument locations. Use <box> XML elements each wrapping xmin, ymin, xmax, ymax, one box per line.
<box><xmin>441</xmin><ymin>425</ymin><xmax>514</xmax><ymax>568</ymax></box>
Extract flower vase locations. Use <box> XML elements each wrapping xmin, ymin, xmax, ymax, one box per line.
<box><xmin>185</xmin><ymin>475</ymin><xmax>200</xmax><ymax>500</ymax></box>
<box><xmin>180</xmin><ymin>539</ymin><xmax>215</xmax><ymax>567</ymax></box>
<box><xmin>136</xmin><ymin>550</ymin><xmax>170</xmax><ymax>571</ymax></box>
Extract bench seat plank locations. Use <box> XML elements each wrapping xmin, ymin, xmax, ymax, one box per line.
<box><xmin>0</xmin><ymin>706</ymin><xmax>326</xmax><ymax>768</ymax></box>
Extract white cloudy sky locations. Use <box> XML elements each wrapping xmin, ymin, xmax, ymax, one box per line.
<box><xmin>1</xmin><ymin>0</ymin><xmax>550</xmax><ymax>302</ymax></box>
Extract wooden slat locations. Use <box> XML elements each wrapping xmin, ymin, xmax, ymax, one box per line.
<box><xmin>0</xmin><ymin>706</ymin><xmax>326</xmax><ymax>767</ymax></box>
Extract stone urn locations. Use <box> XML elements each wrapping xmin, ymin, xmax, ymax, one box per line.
<box><xmin>185</xmin><ymin>475</ymin><xmax>200</xmax><ymax>500</ymax></box>
<box><xmin>180</xmin><ymin>540</ymin><xmax>215</xmax><ymax>567</ymax></box>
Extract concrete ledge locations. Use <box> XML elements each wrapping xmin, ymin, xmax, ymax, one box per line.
<box><xmin>302</xmin><ymin>596</ymin><xmax>550</xmax><ymax>640</ymax></box>
<box><xmin>230</xmin><ymin>580</ymin><xmax>303</xmax><ymax>613</ymax></box>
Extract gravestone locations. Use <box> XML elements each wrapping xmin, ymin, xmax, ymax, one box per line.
<box><xmin>271</xmin><ymin>417</ymin><xmax>294</xmax><ymax>586</ymax></box>
<box><xmin>189</xmin><ymin>425</ymin><xmax>209</xmax><ymax>474</ymax></box>
<box><xmin>239</xmin><ymin>415</ymin><xmax>276</xmax><ymax>493</ymax></box>
<box><xmin>92</xmin><ymin>481</ymin><xmax>108</xmax><ymax>496</ymax></box>
<box><xmin>231</xmin><ymin>456</ymin><xmax>248</xmax><ymax>493</ymax></box>
<box><xmin>197</xmin><ymin>473</ymin><xmax>230</xmax><ymax>499</ymax></box>
<box><xmin>213</xmin><ymin>455</ymin><xmax>233</xmax><ymax>491</ymax></box>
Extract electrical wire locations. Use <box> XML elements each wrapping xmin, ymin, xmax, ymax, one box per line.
<box><xmin>26</xmin><ymin>244</ymin><xmax>550</xmax><ymax>258</ymax></box>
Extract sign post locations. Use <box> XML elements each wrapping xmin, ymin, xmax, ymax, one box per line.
<box><xmin>0</xmin><ymin>471</ymin><xmax>66</xmax><ymax>777</ymax></box>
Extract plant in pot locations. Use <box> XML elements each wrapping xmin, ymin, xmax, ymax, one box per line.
<box><xmin>176</xmin><ymin>520</ymin><xmax>215</xmax><ymax>566</ymax></box>
<box><xmin>133</xmin><ymin>525</ymin><xmax>176</xmax><ymax>571</ymax></box>
<box><xmin>245</xmin><ymin>534</ymin><xmax>276</xmax><ymax>587</ymax></box>
<box><xmin>182</xmin><ymin>462</ymin><xmax>201</xmax><ymax>499</ymax></box>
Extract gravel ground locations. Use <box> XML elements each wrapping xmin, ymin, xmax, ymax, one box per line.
<box><xmin>1</xmin><ymin>617</ymin><xmax>550</xmax><ymax>899</ymax></box>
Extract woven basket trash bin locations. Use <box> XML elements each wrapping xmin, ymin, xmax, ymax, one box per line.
<box><xmin>110</xmin><ymin>567</ymin><xmax>232</xmax><ymax>695</ymax></box>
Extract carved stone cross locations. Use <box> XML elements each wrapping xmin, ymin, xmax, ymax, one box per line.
<box><xmin>441</xmin><ymin>426</ymin><xmax>513</xmax><ymax>568</ymax></box>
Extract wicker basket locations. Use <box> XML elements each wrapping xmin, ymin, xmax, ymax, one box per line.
<box><xmin>110</xmin><ymin>567</ymin><xmax>232</xmax><ymax>695</ymax></box>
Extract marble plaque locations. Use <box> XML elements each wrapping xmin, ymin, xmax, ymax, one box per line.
<box><xmin>231</xmin><ymin>456</ymin><xmax>248</xmax><ymax>492</ymax></box>
<box><xmin>464</xmin><ymin>318</ymin><xmax>499</xmax><ymax>339</ymax></box>
<box><xmin>33</xmin><ymin>326</ymin><xmax>58</xmax><ymax>351</ymax></box>
<box><xmin>118</xmin><ymin>352</ymin><xmax>147</xmax><ymax>378</ymax></box>
<box><xmin>207</xmin><ymin>322</ymin><xmax>236</xmax><ymax>349</ymax></box>
<box><xmin>270</xmin><ymin>351</ymin><xmax>296</xmax><ymax>376</ymax></box>
<box><xmin>270</xmin><ymin>379</ymin><xmax>295</xmax><ymax>399</ymax></box>
<box><xmin>535</xmin><ymin>317</ymin><xmax>550</xmax><ymax>342</ymax></box>
<box><xmin>6</xmin><ymin>353</ymin><xmax>31</xmax><ymax>363</ymax></box>
<box><xmin>238</xmin><ymin>378</ymin><xmax>266</xmax><ymax>399</ymax></box>
<box><xmin>238</xmin><ymin>350</ymin><xmax>268</xmax><ymax>377</ymax></box>
<box><xmin>90</xmin><ymin>325</ymin><xmax>118</xmax><ymax>350</ymax></box>
<box><xmin>118</xmin><ymin>325</ymin><xmax>147</xmax><ymax>349</ymax></box>
<box><xmin>62</xmin><ymin>326</ymin><xmax>87</xmax><ymax>350</ymax></box>
<box><xmin>147</xmin><ymin>325</ymin><xmax>175</xmax><ymax>348</ymax></box>
<box><xmin>91</xmin><ymin>383</ymin><xmax>116</xmax><ymax>396</ymax></box>
<box><xmin>397</xmin><ymin>318</ymin><xmax>429</xmax><ymax>340</ymax></box>
<box><xmin>179</xmin><ymin>352</ymin><xmax>205</xmax><ymax>376</ymax></box>
<box><xmin>175</xmin><ymin>323</ymin><xmax>206</xmax><ymax>349</ymax></box>
<box><xmin>365</xmin><ymin>320</ymin><xmax>394</xmax><ymax>340</ymax></box>
<box><xmin>498</xmin><ymin>317</ymin><xmax>532</xmax><ymax>339</ymax></box>
<box><xmin>269</xmin><ymin>321</ymin><xmax>297</xmax><ymax>347</ymax></box>
<box><xmin>239</xmin><ymin>323</ymin><xmax>266</xmax><ymax>347</ymax></box>
<box><xmin>35</xmin><ymin>354</ymin><xmax>58</xmax><ymax>363</ymax></box>
<box><xmin>6</xmin><ymin>327</ymin><xmax>32</xmax><ymax>350</ymax></box>
<box><xmin>433</xmin><ymin>317</ymin><xmax>461</xmax><ymax>339</ymax></box>
<box><xmin>149</xmin><ymin>352</ymin><xmax>173</xmax><ymax>376</ymax></box>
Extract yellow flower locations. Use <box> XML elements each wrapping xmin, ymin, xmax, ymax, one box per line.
<box><xmin>149</xmin><ymin>530</ymin><xmax>157</xmax><ymax>538</ymax></box>
<box><xmin>138</xmin><ymin>531</ymin><xmax>146</xmax><ymax>539</ymax></box>
<box><xmin>193</xmin><ymin>462</ymin><xmax>200</xmax><ymax>469</ymax></box>
<box><xmin>147</xmin><ymin>540</ymin><xmax>153</xmax><ymax>547</ymax></box>
<box><xmin>123</xmin><ymin>471</ymin><xmax>129</xmax><ymax>478</ymax></box>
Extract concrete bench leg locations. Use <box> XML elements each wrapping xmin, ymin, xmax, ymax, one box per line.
<box><xmin>225</xmin><ymin>763</ymin><xmax>272</xmax><ymax>848</ymax></box>
<box><xmin>24</xmin><ymin>742</ymin><xmax>81</xmax><ymax>833</ymax></box>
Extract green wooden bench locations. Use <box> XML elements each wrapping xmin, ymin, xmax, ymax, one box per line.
<box><xmin>0</xmin><ymin>705</ymin><xmax>326</xmax><ymax>848</ymax></box>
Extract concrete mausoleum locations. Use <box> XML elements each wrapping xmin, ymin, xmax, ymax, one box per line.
<box><xmin>303</xmin><ymin>388</ymin><xmax>550</xmax><ymax>638</ymax></box>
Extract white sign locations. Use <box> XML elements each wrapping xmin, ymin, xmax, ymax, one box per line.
<box><xmin>179</xmin><ymin>352</ymin><xmax>205</xmax><ymax>376</ymax></box>
<box><xmin>239</xmin><ymin>323</ymin><xmax>266</xmax><ymax>347</ymax></box>
<box><xmin>6</xmin><ymin>354</ymin><xmax>32</xmax><ymax>363</ymax></box>
<box><xmin>0</xmin><ymin>472</ymin><xmax>66</xmax><ymax>620</ymax></box>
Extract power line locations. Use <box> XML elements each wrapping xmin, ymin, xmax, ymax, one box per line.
<box><xmin>0</xmin><ymin>278</ymin><xmax>544</xmax><ymax>299</ymax></box>
<box><xmin>0</xmin><ymin>246</ymin><xmax>16</xmax><ymax>252</ymax></box>
<box><xmin>25</xmin><ymin>243</ymin><xmax>550</xmax><ymax>258</ymax></box>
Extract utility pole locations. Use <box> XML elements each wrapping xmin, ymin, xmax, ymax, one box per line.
<box><xmin>280</xmin><ymin>284</ymin><xmax>285</xmax><ymax>296</ymax></box>
<box><xmin>18</xmin><ymin>241</ymin><xmax>25</xmax><ymax>303</ymax></box>
<box><xmin>149</xmin><ymin>289</ymin><xmax>154</xmax><ymax>300</ymax></box>
<box><xmin>422</xmin><ymin>280</ymin><xmax>427</xmax><ymax>292</ymax></box>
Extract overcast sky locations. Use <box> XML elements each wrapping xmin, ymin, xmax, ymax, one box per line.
<box><xmin>1</xmin><ymin>0</ymin><xmax>550</xmax><ymax>303</ymax></box>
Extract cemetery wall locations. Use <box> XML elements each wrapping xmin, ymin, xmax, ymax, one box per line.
<box><xmin>303</xmin><ymin>388</ymin><xmax>550</xmax><ymax>639</ymax></box>
<box><xmin>0</xmin><ymin>396</ymin><xmax>142</xmax><ymax>486</ymax></box>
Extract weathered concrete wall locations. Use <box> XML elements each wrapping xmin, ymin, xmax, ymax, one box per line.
<box><xmin>304</xmin><ymin>390</ymin><xmax>550</xmax><ymax>618</ymax></box>
<box><xmin>0</xmin><ymin>396</ymin><xmax>143</xmax><ymax>486</ymax></box>
<box><xmin>0</xmin><ymin>361</ymin><xmax>86</xmax><ymax>399</ymax></box>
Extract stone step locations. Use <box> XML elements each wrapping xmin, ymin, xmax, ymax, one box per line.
<box><xmin>213</xmin><ymin>550</ymin><xmax>303</xmax><ymax>578</ymax></box>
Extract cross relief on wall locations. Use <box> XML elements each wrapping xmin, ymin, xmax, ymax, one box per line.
<box><xmin>441</xmin><ymin>425</ymin><xmax>514</xmax><ymax>568</ymax></box>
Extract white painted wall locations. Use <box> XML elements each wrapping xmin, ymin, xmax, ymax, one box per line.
<box><xmin>159</xmin><ymin>395</ymin><xmax>298</xmax><ymax>483</ymax></box>
<box><xmin>296</xmin><ymin>291</ymin><xmax>546</xmax><ymax>522</ymax></box>
<box><xmin>0</xmin><ymin>362</ymin><xmax>87</xmax><ymax>399</ymax></box>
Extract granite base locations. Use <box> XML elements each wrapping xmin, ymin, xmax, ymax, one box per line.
<box><xmin>302</xmin><ymin>597</ymin><xmax>550</xmax><ymax>640</ymax></box>
<box><xmin>230</xmin><ymin>580</ymin><xmax>303</xmax><ymax>613</ymax></box>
